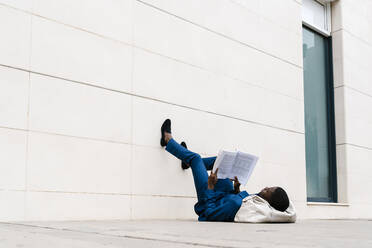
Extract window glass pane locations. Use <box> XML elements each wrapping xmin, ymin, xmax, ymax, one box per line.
<box><xmin>302</xmin><ymin>27</ymin><xmax>331</xmax><ymax>200</ymax></box>
<box><xmin>302</xmin><ymin>0</ymin><xmax>327</xmax><ymax>31</ymax></box>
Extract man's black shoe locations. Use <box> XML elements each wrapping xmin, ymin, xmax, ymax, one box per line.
<box><xmin>160</xmin><ymin>119</ymin><xmax>171</xmax><ymax>147</ymax></box>
<box><xmin>180</xmin><ymin>141</ymin><xmax>190</xmax><ymax>170</ymax></box>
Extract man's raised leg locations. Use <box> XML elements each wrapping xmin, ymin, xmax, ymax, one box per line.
<box><xmin>202</xmin><ymin>157</ymin><xmax>217</xmax><ymax>171</ymax></box>
<box><xmin>166</xmin><ymin>138</ymin><xmax>209</xmax><ymax>202</ymax></box>
<box><xmin>180</xmin><ymin>141</ymin><xmax>216</xmax><ymax>171</ymax></box>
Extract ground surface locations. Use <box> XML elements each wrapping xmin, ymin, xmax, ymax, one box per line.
<box><xmin>1</xmin><ymin>219</ymin><xmax>371</xmax><ymax>247</ymax></box>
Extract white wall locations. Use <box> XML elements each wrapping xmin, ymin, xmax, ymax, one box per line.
<box><xmin>2</xmin><ymin>0</ymin><xmax>367</xmax><ymax>221</ymax></box>
<box><xmin>331</xmin><ymin>0</ymin><xmax>372</xmax><ymax>218</ymax></box>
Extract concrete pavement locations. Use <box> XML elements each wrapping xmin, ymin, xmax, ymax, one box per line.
<box><xmin>1</xmin><ymin>219</ymin><xmax>371</xmax><ymax>247</ymax></box>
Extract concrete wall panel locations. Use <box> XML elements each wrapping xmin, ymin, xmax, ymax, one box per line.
<box><xmin>31</xmin><ymin>16</ymin><xmax>132</xmax><ymax>92</ymax></box>
<box><xmin>32</xmin><ymin>0</ymin><xmax>133</xmax><ymax>44</ymax></box>
<box><xmin>27</xmin><ymin>132</ymin><xmax>131</xmax><ymax>194</ymax></box>
<box><xmin>29</xmin><ymin>74</ymin><xmax>132</xmax><ymax>143</ymax></box>
<box><xmin>0</xmin><ymin>5</ymin><xmax>31</xmax><ymax>69</ymax></box>
<box><xmin>0</xmin><ymin>67</ymin><xmax>29</xmax><ymax>129</ymax></box>
<box><xmin>0</xmin><ymin>128</ymin><xmax>27</xmax><ymax>190</ymax></box>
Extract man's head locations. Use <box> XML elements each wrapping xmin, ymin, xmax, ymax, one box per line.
<box><xmin>258</xmin><ymin>186</ymin><xmax>289</xmax><ymax>212</ymax></box>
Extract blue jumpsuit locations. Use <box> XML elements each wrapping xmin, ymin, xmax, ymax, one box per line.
<box><xmin>166</xmin><ymin>139</ymin><xmax>249</xmax><ymax>222</ymax></box>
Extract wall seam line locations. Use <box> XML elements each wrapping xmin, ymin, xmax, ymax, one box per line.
<box><xmin>335</xmin><ymin>85</ymin><xmax>372</xmax><ymax>100</ymax></box>
<box><xmin>0</xmin><ymin>38</ymin><xmax>304</xmax><ymax>102</ymax></box>
<box><xmin>0</xmin><ymin>65</ymin><xmax>305</xmax><ymax>135</ymax></box>
<box><xmin>0</xmin><ymin>189</ymin><xmax>197</xmax><ymax>199</ymax></box>
<box><xmin>0</xmin><ymin>125</ymin><xmax>299</xmax><ymax>169</ymax></box>
<box><xmin>135</xmin><ymin>0</ymin><xmax>303</xmax><ymax>69</ymax></box>
<box><xmin>129</xmin><ymin>0</ymin><xmax>135</xmax><ymax>220</ymax></box>
<box><xmin>0</xmin><ymin>1</ymin><xmax>303</xmax><ymax>70</ymax></box>
<box><xmin>23</xmin><ymin>12</ymin><xmax>33</xmax><ymax>221</ymax></box>
<box><xmin>342</xmin><ymin>28</ymin><xmax>372</xmax><ymax>48</ymax></box>
<box><xmin>336</xmin><ymin>143</ymin><xmax>372</xmax><ymax>151</ymax></box>
<box><xmin>0</xmin><ymin>1</ymin><xmax>305</xmax><ymax>102</ymax></box>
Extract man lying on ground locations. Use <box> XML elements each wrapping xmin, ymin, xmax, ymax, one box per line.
<box><xmin>160</xmin><ymin>119</ymin><xmax>296</xmax><ymax>223</ymax></box>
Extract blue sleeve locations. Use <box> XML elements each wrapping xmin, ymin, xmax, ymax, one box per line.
<box><xmin>214</xmin><ymin>178</ymin><xmax>234</xmax><ymax>193</ymax></box>
<box><xmin>202</xmin><ymin>192</ymin><xmax>248</xmax><ymax>222</ymax></box>
<box><xmin>238</xmin><ymin>190</ymin><xmax>249</xmax><ymax>199</ymax></box>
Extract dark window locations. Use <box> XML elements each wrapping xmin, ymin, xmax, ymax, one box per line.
<box><xmin>302</xmin><ymin>26</ymin><xmax>337</xmax><ymax>202</ymax></box>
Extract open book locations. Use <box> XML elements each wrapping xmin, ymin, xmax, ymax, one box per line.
<box><xmin>212</xmin><ymin>150</ymin><xmax>258</xmax><ymax>186</ymax></box>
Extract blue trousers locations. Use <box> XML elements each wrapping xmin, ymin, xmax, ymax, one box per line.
<box><xmin>165</xmin><ymin>138</ymin><xmax>248</xmax><ymax>221</ymax></box>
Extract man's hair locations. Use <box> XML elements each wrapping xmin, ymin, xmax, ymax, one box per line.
<box><xmin>269</xmin><ymin>187</ymin><xmax>289</xmax><ymax>212</ymax></box>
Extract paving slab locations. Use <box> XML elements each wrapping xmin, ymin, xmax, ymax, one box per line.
<box><xmin>1</xmin><ymin>219</ymin><xmax>371</xmax><ymax>247</ymax></box>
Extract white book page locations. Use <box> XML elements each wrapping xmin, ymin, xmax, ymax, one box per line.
<box><xmin>230</xmin><ymin>151</ymin><xmax>258</xmax><ymax>185</ymax></box>
<box><xmin>212</xmin><ymin>150</ymin><xmax>237</xmax><ymax>179</ymax></box>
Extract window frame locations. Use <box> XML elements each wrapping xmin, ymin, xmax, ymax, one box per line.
<box><xmin>302</xmin><ymin>0</ymin><xmax>332</xmax><ymax>37</ymax></box>
<box><xmin>303</xmin><ymin>26</ymin><xmax>338</xmax><ymax>202</ymax></box>
<box><xmin>302</xmin><ymin>0</ymin><xmax>337</xmax><ymax>203</ymax></box>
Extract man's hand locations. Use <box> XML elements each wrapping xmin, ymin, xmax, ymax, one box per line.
<box><xmin>208</xmin><ymin>168</ymin><xmax>218</xmax><ymax>190</ymax></box>
<box><xmin>232</xmin><ymin>176</ymin><xmax>241</xmax><ymax>194</ymax></box>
